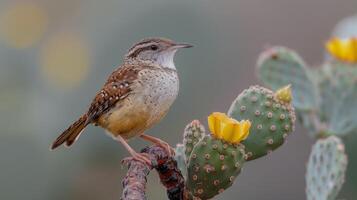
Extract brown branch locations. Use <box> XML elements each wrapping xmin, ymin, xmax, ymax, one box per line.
<box><xmin>121</xmin><ymin>145</ymin><xmax>186</xmax><ymax>200</ymax></box>
<box><xmin>121</xmin><ymin>158</ymin><xmax>151</xmax><ymax>200</ymax></box>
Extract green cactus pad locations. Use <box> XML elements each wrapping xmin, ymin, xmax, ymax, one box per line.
<box><xmin>174</xmin><ymin>144</ymin><xmax>187</xmax><ymax>179</ymax></box>
<box><xmin>317</xmin><ymin>62</ymin><xmax>357</xmax><ymax>136</ymax></box>
<box><xmin>306</xmin><ymin>136</ymin><xmax>348</xmax><ymax>200</ymax></box>
<box><xmin>315</xmin><ymin>66</ymin><xmax>338</xmax><ymax>124</ymax></box>
<box><xmin>228</xmin><ymin>85</ymin><xmax>296</xmax><ymax>160</ymax></box>
<box><xmin>257</xmin><ymin>46</ymin><xmax>318</xmax><ymax>111</ymax></box>
<box><xmin>186</xmin><ymin>135</ymin><xmax>245</xmax><ymax>199</ymax></box>
<box><xmin>329</xmin><ymin>86</ymin><xmax>357</xmax><ymax>136</ymax></box>
<box><xmin>183</xmin><ymin>120</ymin><xmax>205</xmax><ymax>161</ymax></box>
<box><xmin>324</xmin><ymin>61</ymin><xmax>357</xmax><ymax>87</ymax></box>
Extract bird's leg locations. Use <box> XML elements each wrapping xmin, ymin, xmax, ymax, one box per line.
<box><xmin>116</xmin><ymin>135</ymin><xmax>152</xmax><ymax>166</ymax></box>
<box><xmin>140</xmin><ymin>134</ymin><xmax>175</xmax><ymax>156</ymax></box>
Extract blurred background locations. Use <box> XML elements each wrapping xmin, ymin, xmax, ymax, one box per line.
<box><xmin>0</xmin><ymin>0</ymin><xmax>356</xmax><ymax>199</ymax></box>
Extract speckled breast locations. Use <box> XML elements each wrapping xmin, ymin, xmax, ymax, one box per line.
<box><xmin>99</xmin><ymin>67</ymin><xmax>179</xmax><ymax>139</ymax></box>
<box><xmin>138</xmin><ymin>68</ymin><xmax>179</xmax><ymax>128</ymax></box>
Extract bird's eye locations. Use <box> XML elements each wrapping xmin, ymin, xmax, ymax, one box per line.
<box><xmin>150</xmin><ymin>45</ymin><xmax>158</xmax><ymax>51</ymax></box>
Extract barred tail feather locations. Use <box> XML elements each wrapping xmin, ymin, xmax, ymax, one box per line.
<box><xmin>51</xmin><ymin>115</ymin><xmax>88</xmax><ymax>150</ymax></box>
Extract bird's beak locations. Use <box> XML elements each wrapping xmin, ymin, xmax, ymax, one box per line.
<box><xmin>173</xmin><ymin>43</ymin><xmax>194</xmax><ymax>49</ymax></box>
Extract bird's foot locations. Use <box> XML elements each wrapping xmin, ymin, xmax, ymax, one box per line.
<box><xmin>122</xmin><ymin>152</ymin><xmax>152</xmax><ymax>167</ymax></box>
<box><xmin>156</xmin><ymin>141</ymin><xmax>175</xmax><ymax>157</ymax></box>
<box><xmin>140</xmin><ymin>134</ymin><xmax>175</xmax><ymax>157</ymax></box>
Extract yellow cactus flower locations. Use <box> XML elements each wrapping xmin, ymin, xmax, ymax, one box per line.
<box><xmin>325</xmin><ymin>37</ymin><xmax>357</xmax><ymax>63</ymax></box>
<box><xmin>208</xmin><ymin>112</ymin><xmax>251</xmax><ymax>144</ymax></box>
<box><xmin>275</xmin><ymin>84</ymin><xmax>292</xmax><ymax>103</ymax></box>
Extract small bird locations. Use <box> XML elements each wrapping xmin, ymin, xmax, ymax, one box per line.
<box><xmin>51</xmin><ymin>37</ymin><xmax>192</xmax><ymax>164</ymax></box>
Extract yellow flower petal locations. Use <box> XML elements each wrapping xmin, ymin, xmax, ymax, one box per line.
<box><xmin>231</xmin><ymin>120</ymin><xmax>250</xmax><ymax>143</ymax></box>
<box><xmin>326</xmin><ymin>37</ymin><xmax>357</xmax><ymax>63</ymax></box>
<box><xmin>208</xmin><ymin>112</ymin><xmax>227</xmax><ymax>139</ymax></box>
<box><xmin>214</xmin><ymin>116</ymin><xmax>222</xmax><ymax>138</ymax></box>
<box><xmin>207</xmin><ymin>112</ymin><xmax>251</xmax><ymax>144</ymax></box>
<box><xmin>222</xmin><ymin>119</ymin><xmax>235</xmax><ymax>142</ymax></box>
<box><xmin>231</xmin><ymin>122</ymin><xmax>243</xmax><ymax>143</ymax></box>
<box><xmin>208</xmin><ymin>114</ymin><xmax>216</xmax><ymax>135</ymax></box>
<box><xmin>240</xmin><ymin>120</ymin><xmax>251</xmax><ymax>140</ymax></box>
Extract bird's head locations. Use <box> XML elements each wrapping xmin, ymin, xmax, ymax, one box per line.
<box><xmin>125</xmin><ymin>37</ymin><xmax>193</xmax><ymax>69</ymax></box>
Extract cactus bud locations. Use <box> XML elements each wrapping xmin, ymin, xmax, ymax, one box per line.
<box><xmin>275</xmin><ymin>84</ymin><xmax>292</xmax><ymax>103</ymax></box>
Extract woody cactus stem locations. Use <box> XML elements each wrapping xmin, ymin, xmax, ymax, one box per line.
<box><xmin>121</xmin><ymin>145</ymin><xmax>185</xmax><ymax>200</ymax></box>
<box><xmin>122</xmin><ymin>158</ymin><xmax>150</xmax><ymax>200</ymax></box>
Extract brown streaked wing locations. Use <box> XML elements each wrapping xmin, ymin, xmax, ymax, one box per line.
<box><xmin>85</xmin><ymin>64</ymin><xmax>141</xmax><ymax>123</ymax></box>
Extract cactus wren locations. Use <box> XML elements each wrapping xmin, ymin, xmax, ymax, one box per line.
<box><xmin>51</xmin><ymin>37</ymin><xmax>192</xmax><ymax>164</ymax></box>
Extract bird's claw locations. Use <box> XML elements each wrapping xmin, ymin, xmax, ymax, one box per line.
<box><xmin>122</xmin><ymin>152</ymin><xmax>152</xmax><ymax>167</ymax></box>
<box><xmin>156</xmin><ymin>142</ymin><xmax>175</xmax><ymax>157</ymax></box>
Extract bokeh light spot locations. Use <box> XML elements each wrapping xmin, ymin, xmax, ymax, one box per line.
<box><xmin>0</xmin><ymin>3</ymin><xmax>48</xmax><ymax>48</ymax></box>
<box><xmin>40</xmin><ymin>32</ymin><xmax>91</xmax><ymax>88</ymax></box>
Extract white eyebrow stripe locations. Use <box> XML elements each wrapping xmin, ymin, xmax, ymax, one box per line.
<box><xmin>125</xmin><ymin>42</ymin><xmax>156</xmax><ymax>58</ymax></box>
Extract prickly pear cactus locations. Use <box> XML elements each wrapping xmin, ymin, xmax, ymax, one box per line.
<box><xmin>186</xmin><ymin>135</ymin><xmax>245</xmax><ymax>199</ymax></box>
<box><xmin>257</xmin><ymin>46</ymin><xmax>318</xmax><ymax>111</ymax></box>
<box><xmin>228</xmin><ymin>85</ymin><xmax>296</xmax><ymax>160</ymax></box>
<box><xmin>329</xmin><ymin>85</ymin><xmax>357</xmax><ymax>136</ymax></box>
<box><xmin>256</xmin><ymin>39</ymin><xmax>357</xmax><ymax>138</ymax></box>
<box><xmin>306</xmin><ymin>136</ymin><xmax>348</xmax><ymax>200</ymax></box>
<box><xmin>256</xmin><ymin>35</ymin><xmax>356</xmax><ymax>200</ymax></box>
<box><xmin>318</xmin><ymin>61</ymin><xmax>357</xmax><ymax>136</ymax></box>
<box><xmin>174</xmin><ymin>143</ymin><xmax>187</xmax><ymax>179</ymax></box>
<box><xmin>325</xmin><ymin>62</ymin><xmax>357</xmax><ymax>88</ymax></box>
<box><xmin>183</xmin><ymin>120</ymin><xmax>205</xmax><ymax>161</ymax></box>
